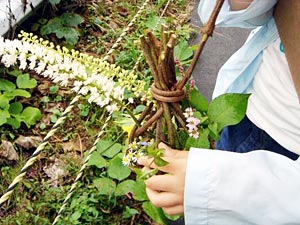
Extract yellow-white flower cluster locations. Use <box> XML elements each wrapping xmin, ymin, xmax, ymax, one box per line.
<box><xmin>0</xmin><ymin>31</ymin><xmax>151</xmax><ymax>111</ymax></box>
<box><xmin>122</xmin><ymin>141</ymin><xmax>150</xmax><ymax>166</ymax></box>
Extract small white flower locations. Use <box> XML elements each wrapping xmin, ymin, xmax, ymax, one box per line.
<box><xmin>183</xmin><ymin>107</ymin><xmax>194</xmax><ymax>118</ymax></box>
<box><xmin>106</xmin><ymin>104</ymin><xmax>118</xmax><ymax>112</ymax></box>
<box><xmin>128</xmin><ymin>97</ymin><xmax>134</xmax><ymax>104</ymax></box>
<box><xmin>122</xmin><ymin>155</ymin><xmax>131</xmax><ymax>166</ymax></box>
<box><xmin>1</xmin><ymin>53</ymin><xmax>17</xmax><ymax>67</ymax></box>
<box><xmin>186</xmin><ymin>117</ymin><xmax>200</xmax><ymax>130</ymax></box>
<box><xmin>189</xmin><ymin>129</ymin><xmax>199</xmax><ymax>139</ymax></box>
<box><xmin>18</xmin><ymin>52</ymin><xmax>27</xmax><ymax>70</ymax></box>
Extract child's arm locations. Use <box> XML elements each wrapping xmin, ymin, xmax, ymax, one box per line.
<box><xmin>228</xmin><ymin>0</ymin><xmax>254</xmax><ymax>11</ymax></box>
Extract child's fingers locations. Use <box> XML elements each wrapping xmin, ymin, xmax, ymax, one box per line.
<box><xmin>145</xmin><ymin>187</ymin><xmax>182</xmax><ymax>208</ymax></box>
<box><xmin>162</xmin><ymin>205</ymin><xmax>184</xmax><ymax>216</ymax></box>
<box><xmin>145</xmin><ymin>174</ymin><xmax>180</xmax><ymax>192</ymax></box>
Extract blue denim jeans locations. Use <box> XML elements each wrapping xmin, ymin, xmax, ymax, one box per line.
<box><xmin>216</xmin><ymin>116</ymin><xmax>299</xmax><ymax>160</ymax></box>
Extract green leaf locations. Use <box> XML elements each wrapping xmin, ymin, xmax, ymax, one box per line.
<box><xmin>41</xmin><ymin>18</ymin><xmax>62</xmax><ymax>35</ymax></box>
<box><xmin>132</xmin><ymin>179</ymin><xmax>148</xmax><ymax>201</ymax></box>
<box><xmin>189</xmin><ymin>88</ymin><xmax>209</xmax><ymax>112</ymax></box>
<box><xmin>145</xmin><ymin>14</ymin><xmax>166</xmax><ymax>30</ymax></box>
<box><xmin>4</xmin><ymin>89</ymin><xmax>31</xmax><ymax>98</ymax></box>
<box><xmin>115</xmin><ymin>180</ymin><xmax>136</xmax><ymax>196</ymax></box>
<box><xmin>0</xmin><ymin>79</ymin><xmax>16</xmax><ymax>92</ymax></box>
<box><xmin>87</xmin><ymin>151</ymin><xmax>106</xmax><ymax>169</ymax></box>
<box><xmin>0</xmin><ymin>94</ymin><xmax>10</xmax><ymax>110</ymax></box>
<box><xmin>16</xmin><ymin>74</ymin><xmax>37</xmax><ymax>89</ymax></box>
<box><xmin>56</xmin><ymin>27</ymin><xmax>79</xmax><ymax>45</ymax></box>
<box><xmin>60</xmin><ymin>13</ymin><xmax>84</xmax><ymax>26</ymax></box>
<box><xmin>31</xmin><ymin>23</ymin><xmax>40</xmax><ymax>32</ymax></box>
<box><xmin>96</xmin><ymin>140</ymin><xmax>112</xmax><ymax>153</ymax></box>
<box><xmin>154</xmin><ymin>156</ymin><xmax>168</xmax><ymax>167</ymax></box>
<box><xmin>107</xmin><ymin>156</ymin><xmax>131</xmax><ymax>181</ymax></box>
<box><xmin>185</xmin><ymin>128</ymin><xmax>210</xmax><ymax>149</ymax></box>
<box><xmin>122</xmin><ymin>206</ymin><xmax>139</xmax><ymax>219</ymax></box>
<box><xmin>49</xmin><ymin>0</ymin><xmax>61</xmax><ymax>5</ymax></box>
<box><xmin>208</xmin><ymin>93</ymin><xmax>250</xmax><ymax>132</ymax></box>
<box><xmin>9</xmin><ymin>102</ymin><xmax>23</xmax><ymax>114</ymax></box>
<box><xmin>93</xmin><ymin>177</ymin><xmax>116</xmax><ymax>195</ymax></box>
<box><xmin>7</xmin><ymin>69</ymin><xmax>23</xmax><ymax>77</ymax></box>
<box><xmin>157</xmin><ymin>0</ymin><xmax>167</xmax><ymax>9</ymax></box>
<box><xmin>174</xmin><ymin>41</ymin><xmax>193</xmax><ymax>62</ymax></box>
<box><xmin>102</xmin><ymin>143</ymin><xmax>122</xmax><ymax>158</ymax></box>
<box><xmin>133</xmin><ymin>105</ymin><xmax>146</xmax><ymax>114</ymax></box>
<box><xmin>142</xmin><ymin>201</ymin><xmax>168</xmax><ymax>225</ymax></box>
<box><xmin>6</xmin><ymin>118</ymin><xmax>21</xmax><ymax>129</ymax></box>
<box><xmin>208</xmin><ymin>122</ymin><xmax>219</xmax><ymax>141</ymax></box>
<box><xmin>70</xmin><ymin>211</ymin><xmax>81</xmax><ymax>221</ymax></box>
<box><xmin>0</xmin><ymin>109</ymin><xmax>10</xmax><ymax>125</ymax></box>
<box><xmin>49</xmin><ymin>85</ymin><xmax>59</xmax><ymax>94</ymax></box>
<box><xmin>21</xmin><ymin>107</ymin><xmax>42</xmax><ymax>127</ymax></box>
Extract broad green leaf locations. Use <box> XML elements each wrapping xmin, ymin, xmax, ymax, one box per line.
<box><xmin>208</xmin><ymin>93</ymin><xmax>250</xmax><ymax>132</ymax></box>
<box><xmin>185</xmin><ymin>128</ymin><xmax>210</xmax><ymax>149</ymax></box>
<box><xmin>16</xmin><ymin>74</ymin><xmax>37</xmax><ymax>89</ymax></box>
<box><xmin>174</xmin><ymin>41</ymin><xmax>193</xmax><ymax>62</ymax></box>
<box><xmin>9</xmin><ymin>102</ymin><xmax>23</xmax><ymax>114</ymax></box>
<box><xmin>0</xmin><ymin>79</ymin><xmax>16</xmax><ymax>92</ymax></box>
<box><xmin>60</xmin><ymin>13</ymin><xmax>84</xmax><ymax>26</ymax></box>
<box><xmin>4</xmin><ymin>89</ymin><xmax>31</xmax><ymax>98</ymax></box>
<box><xmin>132</xmin><ymin>179</ymin><xmax>148</xmax><ymax>201</ymax></box>
<box><xmin>87</xmin><ymin>151</ymin><xmax>106</xmax><ymax>169</ymax></box>
<box><xmin>96</xmin><ymin>140</ymin><xmax>113</xmax><ymax>153</ymax></box>
<box><xmin>93</xmin><ymin>177</ymin><xmax>116</xmax><ymax>195</ymax></box>
<box><xmin>107</xmin><ymin>156</ymin><xmax>131</xmax><ymax>181</ymax></box>
<box><xmin>6</xmin><ymin>117</ymin><xmax>21</xmax><ymax>129</ymax></box>
<box><xmin>115</xmin><ymin>180</ymin><xmax>136</xmax><ymax>196</ymax></box>
<box><xmin>56</xmin><ymin>27</ymin><xmax>79</xmax><ymax>45</ymax></box>
<box><xmin>0</xmin><ymin>109</ymin><xmax>10</xmax><ymax>125</ymax></box>
<box><xmin>21</xmin><ymin>107</ymin><xmax>42</xmax><ymax>127</ymax></box>
<box><xmin>208</xmin><ymin>122</ymin><xmax>219</xmax><ymax>141</ymax></box>
<box><xmin>7</xmin><ymin>69</ymin><xmax>23</xmax><ymax>77</ymax></box>
<box><xmin>0</xmin><ymin>95</ymin><xmax>10</xmax><ymax>110</ymax></box>
<box><xmin>145</xmin><ymin>14</ymin><xmax>166</xmax><ymax>30</ymax></box>
<box><xmin>102</xmin><ymin>143</ymin><xmax>122</xmax><ymax>158</ymax></box>
<box><xmin>189</xmin><ymin>88</ymin><xmax>209</xmax><ymax>112</ymax></box>
<box><xmin>142</xmin><ymin>201</ymin><xmax>168</xmax><ymax>225</ymax></box>
<box><xmin>40</xmin><ymin>18</ymin><xmax>62</xmax><ymax>35</ymax></box>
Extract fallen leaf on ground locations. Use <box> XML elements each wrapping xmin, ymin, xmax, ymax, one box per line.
<box><xmin>15</xmin><ymin>135</ymin><xmax>42</xmax><ymax>150</ymax></box>
<box><xmin>0</xmin><ymin>140</ymin><xmax>19</xmax><ymax>161</ymax></box>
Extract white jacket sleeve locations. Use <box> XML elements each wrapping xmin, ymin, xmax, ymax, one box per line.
<box><xmin>184</xmin><ymin>148</ymin><xmax>300</xmax><ymax>225</ymax></box>
<box><xmin>198</xmin><ymin>0</ymin><xmax>277</xmax><ymax>28</ymax></box>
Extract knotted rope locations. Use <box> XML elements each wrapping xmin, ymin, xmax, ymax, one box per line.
<box><xmin>0</xmin><ymin>95</ymin><xmax>81</xmax><ymax>206</ymax></box>
<box><xmin>0</xmin><ymin>0</ymin><xmax>153</xmax><ymax>209</ymax></box>
<box><xmin>52</xmin><ymin>114</ymin><xmax>112</xmax><ymax>225</ymax></box>
<box><xmin>151</xmin><ymin>84</ymin><xmax>185</xmax><ymax>103</ymax></box>
<box><xmin>129</xmin><ymin>0</ymin><xmax>225</xmax><ymax>147</ymax></box>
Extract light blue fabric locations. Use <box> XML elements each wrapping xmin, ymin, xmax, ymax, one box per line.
<box><xmin>197</xmin><ymin>0</ymin><xmax>278</xmax><ymax>98</ymax></box>
<box><xmin>183</xmin><ymin>1</ymin><xmax>300</xmax><ymax>225</ymax></box>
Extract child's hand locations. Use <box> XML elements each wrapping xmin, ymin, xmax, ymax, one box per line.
<box><xmin>137</xmin><ymin>142</ymin><xmax>189</xmax><ymax>215</ymax></box>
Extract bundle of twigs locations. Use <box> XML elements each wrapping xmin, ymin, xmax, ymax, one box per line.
<box><xmin>129</xmin><ymin>0</ymin><xmax>225</xmax><ymax>147</ymax></box>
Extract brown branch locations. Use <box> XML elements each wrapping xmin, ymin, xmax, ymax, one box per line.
<box><xmin>176</xmin><ymin>0</ymin><xmax>225</xmax><ymax>90</ymax></box>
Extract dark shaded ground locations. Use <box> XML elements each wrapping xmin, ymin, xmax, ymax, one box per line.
<box><xmin>191</xmin><ymin>0</ymin><xmax>250</xmax><ymax>101</ymax></box>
